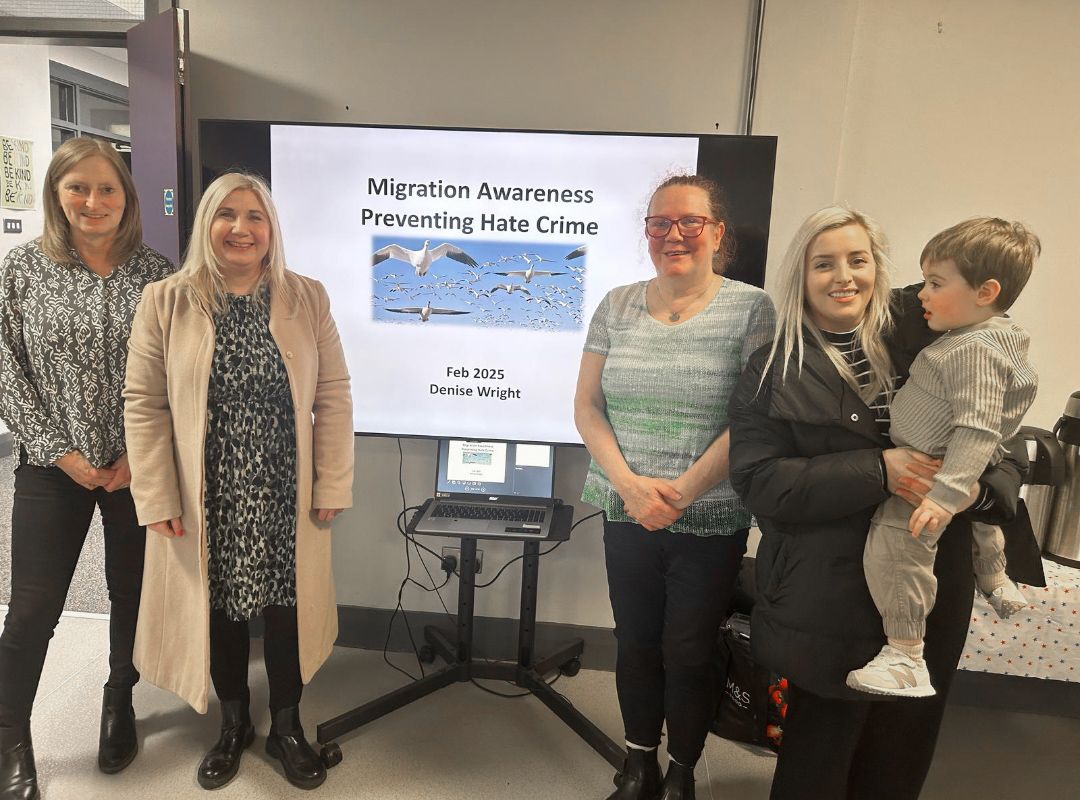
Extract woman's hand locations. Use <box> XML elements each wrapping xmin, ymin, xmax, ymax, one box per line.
<box><xmin>148</xmin><ymin>518</ymin><xmax>184</xmax><ymax>538</ymax></box>
<box><xmin>102</xmin><ymin>452</ymin><xmax>131</xmax><ymax>492</ymax></box>
<box><xmin>55</xmin><ymin>450</ymin><xmax>116</xmax><ymax>490</ymax></box>
<box><xmin>883</xmin><ymin>447</ymin><xmax>941</xmax><ymax>502</ymax></box>
<box><xmin>615</xmin><ymin>474</ymin><xmax>683</xmax><ymax>531</ymax></box>
<box><xmin>315</xmin><ymin>508</ymin><xmax>342</xmax><ymax>522</ymax></box>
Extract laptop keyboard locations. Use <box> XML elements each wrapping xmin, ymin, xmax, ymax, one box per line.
<box><xmin>432</xmin><ymin>503</ymin><xmax>545</xmax><ymax>523</ymax></box>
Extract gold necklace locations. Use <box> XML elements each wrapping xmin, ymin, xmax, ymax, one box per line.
<box><xmin>652</xmin><ymin>276</ymin><xmax>715</xmax><ymax>322</ymax></box>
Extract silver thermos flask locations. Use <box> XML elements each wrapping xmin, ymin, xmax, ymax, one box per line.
<box><xmin>1044</xmin><ymin>391</ymin><xmax>1080</xmax><ymax>567</ymax></box>
<box><xmin>1019</xmin><ymin>426</ymin><xmax>1065</xmax><ymax>549</ymax></box>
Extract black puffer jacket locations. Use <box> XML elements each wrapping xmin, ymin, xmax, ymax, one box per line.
<box><xmin>728</xmin><ymin>287</ymin><xmax>1025</xmax><ymax>700</ymax></box>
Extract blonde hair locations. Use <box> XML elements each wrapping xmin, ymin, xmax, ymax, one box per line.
<box><xmin>760</xmin><ymin>206</ymin><xmax>895</xmax><ymax>404</ymax></box>
<box><xmin>179</xmin><ymin>172</ymin><xmax>294</xmax><ymax>316</ymax></box>
<box><xmin>40</xmin><ymin>137</ymin><xmax>142</xmax><ymax>264</ymax></box>
<box><xmin>920</xmin><ymin>217</ymin><xmax>1039</xmax><ymax>311</ymax></box>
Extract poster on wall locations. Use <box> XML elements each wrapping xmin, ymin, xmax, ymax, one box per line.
<box><xmin>0</xmin><ymin>137</ymin><xmax>34</xmax><ymax>210</ymax></box>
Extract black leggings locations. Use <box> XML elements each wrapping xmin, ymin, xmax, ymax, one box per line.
<box><xmin>604</xmin><ymin>520</ymin><xmax>747</xmax><ymax>767</ymax></box>
<box><xmin>209</xmin><ymin>605</ymin><xmax>303</xmax><ymax>713</ymax></box>
<box><xmin>0</xmin><ymin>459</ymin><xmax>144</xmax><ymax>728</ymax></box>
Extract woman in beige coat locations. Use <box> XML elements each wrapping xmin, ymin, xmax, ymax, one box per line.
<box><xmin>123</xmin><ymin>172</ymin><xmax>353</xmax><ymax>791</ymax></box>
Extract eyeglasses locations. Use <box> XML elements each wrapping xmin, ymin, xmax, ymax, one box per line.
<box><xmin>644</xmin><ymin>215</ymin><xmax>719</xmax><ymax>238</ymax></box>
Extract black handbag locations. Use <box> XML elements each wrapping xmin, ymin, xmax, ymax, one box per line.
<box><xmin>712</xmin><ymin>614</ymin><xmax>787</xmax><ymax>751</ymax></box>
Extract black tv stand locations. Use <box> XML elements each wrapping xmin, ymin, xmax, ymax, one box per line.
<box><xmin>316</xmin><ymin>500</ymin><xmax>625</xmax><ymax>771</ymax></box>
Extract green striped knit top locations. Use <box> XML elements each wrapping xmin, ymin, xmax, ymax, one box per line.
<box><xmin>581</xmin><ymin>278</ymin><xmax>775</xmax><ymax>535</ymax></box>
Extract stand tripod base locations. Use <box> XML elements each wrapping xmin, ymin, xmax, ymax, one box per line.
<box><xmin>316</xmin><ymin>625</ymin><xmax>625</xmax><ymax>770</ymax></box>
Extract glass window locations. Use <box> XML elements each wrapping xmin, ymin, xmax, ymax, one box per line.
<box><xmin>78</xmin><ymin>89</ymin><xmax>129</xmax><ymax>137</ymax></box>
<box><xmin>51</xmin><ymin>127</ymin><xmax>77</xmax><ymax>152</ymax></box>
<box><xmin>50</xmin><ymin>80</ymin><xmax>76</xmax><ymax>123</ymax></box>
<box><xmin>48</xmin><ymin>62</ymin><xmax>130</xmax><ymax>154</ymax></box>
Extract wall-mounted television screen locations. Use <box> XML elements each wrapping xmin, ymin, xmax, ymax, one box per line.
<box><xmin>199</xmin><ymin>121</ymin><xmax>777</xmax><ymax>445</ymax></box>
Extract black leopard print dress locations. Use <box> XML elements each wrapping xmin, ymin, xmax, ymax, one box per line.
<box><xmin>204</xmin><ymin>290</ymin><xmax>297</xmax><ymax>621</ymax></box>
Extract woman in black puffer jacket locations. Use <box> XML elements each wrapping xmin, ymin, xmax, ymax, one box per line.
<box><xmin>728</xmin><ymin>207</ymin><xmax>1025</xmax><ymax>800</ymax></box>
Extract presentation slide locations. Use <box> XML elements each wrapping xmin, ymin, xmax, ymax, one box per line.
<box><xmin>447</xmin><ymin>440</ymin><xmax>506</xmax><ymax>483</ymax></box>
<box><xmin>270</xmin><ymin>125</ymin><xmax>703</xmax><ymax>443</ymax></box>
<box><xmin>199</xmin><ymin>122</ymin><xmax>776</xmax><ymax>445</ymax></box>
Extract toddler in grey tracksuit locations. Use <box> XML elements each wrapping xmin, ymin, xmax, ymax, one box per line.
<box><xmin>847</xmin><ymin>218</ymin><xmax>1040</xmax><ymax>698</ymax></box>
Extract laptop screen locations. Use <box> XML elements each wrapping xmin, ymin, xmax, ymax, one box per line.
<box><xmin>435</xmin><ymin>439</ymin><xmax>556</xmax><ymax>500</ymax></box>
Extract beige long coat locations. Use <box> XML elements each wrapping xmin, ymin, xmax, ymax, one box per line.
<box><xmin>123</xmin><ymin>270</ymin><xmax>353</xmax><ymax>713</ymax></box>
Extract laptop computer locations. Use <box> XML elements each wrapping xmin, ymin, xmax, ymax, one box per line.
<box><xmin>411</xmin><ymin>439</ymin><xmax>558</xmax><ymax>539</ymax></box>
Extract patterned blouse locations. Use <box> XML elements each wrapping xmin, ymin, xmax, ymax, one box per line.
<box><xmin>0</xmin><ymin>240</ymin><xmax>174</xmax><ymax>467</ymax></box>
<box><xmin>581</xmin><ymin>278</ymin><xmax>776</xmax><ymax>536</ymax></box>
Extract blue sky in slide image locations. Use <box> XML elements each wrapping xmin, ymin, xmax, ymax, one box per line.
<box><xmin>370</xmin><ymin>236</ymin><xmax>586</xmax><ymax>330</ymax></box>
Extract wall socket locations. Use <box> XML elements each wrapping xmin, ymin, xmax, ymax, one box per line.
<box><xmin>441</xmin><ymin>545</ymin><xmax>483</xmax><ymax>574</ymax></box>
<box><xmin>3</xmin><ymin>219</ymin><xmax>22</xmax><ymax>234</ymax></box>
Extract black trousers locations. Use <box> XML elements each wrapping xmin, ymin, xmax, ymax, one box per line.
<box><xmin>0</xmin><ymin>459</ymin><xmax>144</xmax><ymax>728</ymax></box>
<box><xmin>604</xmin><ymin>520</ymin><xmax>748</xmax><ymax>767</ymax></box>
<box><xmin>769</xmin><ymin>520</ymin><xmax>976</xmax><ymax>800</ymax></box>
<box><xmin>209</xmin><ymin>605</ymin><xmax>303</xmax><ymax>714</ymax></box>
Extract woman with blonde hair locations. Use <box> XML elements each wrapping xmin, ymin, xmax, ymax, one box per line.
<box><xmin>728</xmin><ymin>206</ymin><xmax>1025</xmax><ymax>799</ymax></box>
<box><xmin>123</xmin><ymin>171</ymin><xmax>353</xmax><ymax>791</ymax></box>
<box><xmin>0</xmin><ymin>137</ymin><xmax>172</xmax><ymax>799</ymax></box>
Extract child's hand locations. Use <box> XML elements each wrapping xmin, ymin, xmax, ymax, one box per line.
<box><xmin>908</xmin><ymin>497</ymin><xmax>953</xmax><ymax>538</ymax></box>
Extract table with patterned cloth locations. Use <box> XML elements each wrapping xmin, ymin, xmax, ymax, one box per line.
<box><xmin>960</xmin><ymin>558</ymin><xmax>1080</xmax><ymax>681</ymax></box>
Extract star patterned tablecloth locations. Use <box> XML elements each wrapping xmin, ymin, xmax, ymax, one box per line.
<box><xmin>960</xmin><ymin>559</ymin><xmax>1080</xmax><ymax>680</ymax></box>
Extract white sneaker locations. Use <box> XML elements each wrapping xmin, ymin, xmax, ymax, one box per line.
<box><xmin>986</xmin><ymin>581</ymin><xmax>1029</xmax><ymax>619</ymax></box>
<box><xmin>845</xmin><ymin>645</ymin><xmax>936</xmax><ymax>698</ymax></box>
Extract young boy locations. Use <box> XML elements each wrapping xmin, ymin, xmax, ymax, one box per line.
<box><xmin>846</xmin><ymin>217</ymin><xmax>1040</xmax><ymax>698</ymax></box>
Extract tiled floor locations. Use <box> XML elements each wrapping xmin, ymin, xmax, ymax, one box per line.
<box><xmin>16</xmin><ymin>614</ymin><xmax>1080</xmax><ymax>799</ymax></box>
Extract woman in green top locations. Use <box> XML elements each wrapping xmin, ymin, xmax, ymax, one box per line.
<box><xmin>574</xmin><ymin>175</ymin><xmax>774</xmax><ymax>800</ymax></box>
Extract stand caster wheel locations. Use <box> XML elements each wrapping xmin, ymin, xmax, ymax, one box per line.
<box><xmin>320</xmin><ymin>742</ymin><xmax>342</xmax><ymax>768</ymax></box>
<box><xmin>419</xmin><ymin>645</ymin><xmax>436</xmax><ymax>664</ymax></box>
<box><xmin>559</xmin><ymin>657</ymin><xmax>582</xmax><ymax>677</ymax></box>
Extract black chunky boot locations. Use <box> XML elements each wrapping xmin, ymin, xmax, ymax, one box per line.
<box><xmin>605</xmin><ymin>748</ymin><xmax>661</xmax><ymax>800</ymax></box>
<box><xmin>265</xmin><ymin>707</ymin><xmax>325</xmax><ymax>790</ymax></box>
<box><xmin>0</xmin><ymin>725</ymin><xmax>39</xmax><ymax>800</ymax></box>
<box><xmin>97</xmin><ymin>685</ymin><xmax>137</xmax><ymax>774</ymax></box>
<box><xmin>197</xmin><ymin>697</ymin><xmax>255</xmax><ymax>790</ymax></box>
<box><xmin>658</xmin><ymin>760</ymin><xmax>695</xmax><ymax>800</ymax></box>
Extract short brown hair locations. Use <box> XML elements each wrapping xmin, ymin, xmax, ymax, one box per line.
<box><xmin>920</xmin><ymin>217</ymin><xmax>1039</xmax><ymax>310</ymax></box>
<box><xmin>651</xmin><ymin>174</ymin><xmax>734</xmax><ymax>274</ymax></box>
<box><xmin>40</xmin><ymin>137</ymin><xmax>142</xmax><ymax>265</ymax></box>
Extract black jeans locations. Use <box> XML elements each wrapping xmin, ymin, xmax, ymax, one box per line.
<box><xmin>768</xmin><ymin>518</ymin><xmax>976</xmax><ymax>800</ymax></box>
<box><xmin>0</xmin><ymin>458</ymin><xmax>144</xmax><ymax>727</ymax></box>
<box><xmin>604</xmin><ymin>520</ymin><xmax>748</xmax><ymax>767</ymax></box>
<box><xmin>210</xmin><ymin>605</ymin><xmax>303</xmax><ymax>714</ymax></box>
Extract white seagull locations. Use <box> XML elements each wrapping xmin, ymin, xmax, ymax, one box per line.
<box><xmin>385</xmin><ymin>301</ymin><xmax>471</xmax><ymax>322</ymax></box>
<box><xmin>514</xmin><ymin>252</ymin><xmax>556</xmax><ymax>265</ymax></box>
<box><xmin>489</xmin><ymin>283</ymin><xmax>531</xmax><ymax>296</ymax></box>
<box><xmin>494</xmin><ymin>264</ymin><xmax>566</xmax><ymax>283</ymax></box>
<box><xmin>372</xmin><ymin>240</ymin><xmax>479</xmax><ymax>277</ymax></box>
<box><xmin>563</xmin><ymin>245</ymin><xmax>587</xmax><ymax>260</ymax></box>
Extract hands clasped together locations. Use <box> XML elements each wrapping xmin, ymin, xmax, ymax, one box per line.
<box><xmin>55</xmin><ymin>450</ymin><xmax>131</xmax><ymax>492</ymax></box>
<box><xmin>614</xmin><ymin>473</ymin><xmax>692</xmax><ymax>531</ymax></box>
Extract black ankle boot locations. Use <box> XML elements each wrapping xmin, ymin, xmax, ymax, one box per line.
<box><xmin>659</xmin><ymin>760</ymin><xmax>695</xmax><ymax>800</ymax></box>
<box><xmin>605</xmin><ymin>748</ymin><xmax>661</xmax><ymax>800</ymax></box>
<box><xmin>265</xmin><ymin>707</ymin><xmax>325</xmax><ymax>790</ymax></box>
<box><xmin>197</xmin><ymin>697</ymin><xmax>255</xmax><ymax>790</ymax></box>
<box><xmin>98</xmin><ymin>685</ymin><xmax>137</xmax><ymax>774</ymax></box>
<box><xmin>0</xmin><ymin>725</ymin><xmax>39</xmax><ymax>800</ymax></box>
